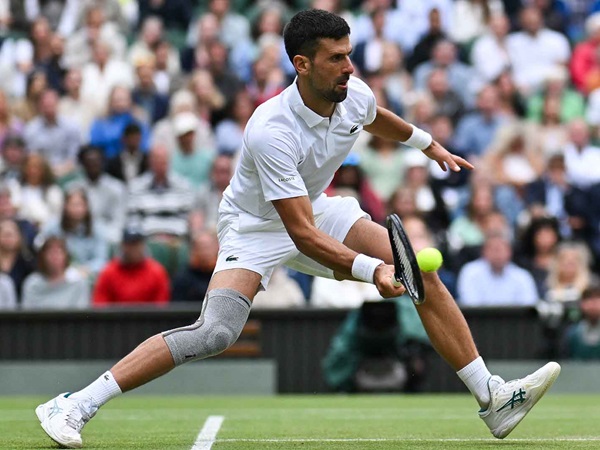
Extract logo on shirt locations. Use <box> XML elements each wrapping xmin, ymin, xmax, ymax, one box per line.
<box><xmin>350</xmin><ymin>124</ymin><xmax>360</xmax><ymax>134</ymax></box>
<box><xmin>225</xmin><ymin>255</ymin><xmax>239</xmax><ymax>262</ymax></box>
<box><xmin>278</xmin><ymin>176</ymin><xmax>296</xmax><ymax>183</ymax></box>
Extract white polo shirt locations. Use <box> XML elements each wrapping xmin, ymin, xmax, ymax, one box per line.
<box><xmin>222</xmin><ymin>75</ymin><xmax>377</xmax><ymax>222</ymax></box>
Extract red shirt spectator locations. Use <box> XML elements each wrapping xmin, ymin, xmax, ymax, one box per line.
<box><xmin>570</xmin><ymin>13</ymin><xmax>600</xmax><ymax>94</ymax></box>
<box><xmin>93</xmin><ymin>225</ymin><xmax>170</xmax><ymax>305</ymax></box>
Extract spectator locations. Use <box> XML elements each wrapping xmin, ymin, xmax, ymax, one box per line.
<box><xmin>70</xmin><ymin>146</ymin><xmax>126</xmax><ymax>244</ymax></box>
<box><xmin>205</xmin><ymin>39</ymin><xmax>244</xmax><ymax>109</ymax></box>
<box><xmin>483</xmin><ymin>121</ymin><xmax>545</xmax><ymax>193</ymax></box>
<box><xmin>93</xmin><ymin>224</ymin><xmax>170</xmax><ymax>305</ymax></box>
<box><xmin>186</xmin><ymin>0</ymin><xmax>251</xmax><ymax>52</ymax></box>
<box><xmin>450</xmin><ymin>0</ymin><xmax>504</xmax><ymax>45</ymax></box>
<box><xmin>413</xmin><ymin>40</ymin><xmax>474</xmax><ymax>105</ymax></box>
<box><xmin>0</xmin><ymin>136</ymin><xmax>27</xmax><ymax>183</ymax></box>
<box><xmin>188</xmin><ymin>70</ymin><xmax>226</xmax><ymax>126</ymax></box>
<box><xmin>563</xmin><ymin>119</ymin><xmax>600</xmax><ymax>189</ymax></box>
<box><xmin>401</xmin><ymin>150</ymin><xmax>449</xmax><ymax>235</ymax></box>
<box><xmin>170</xmin><ymin>112</ymin><xmax>215</xmax><ymax>189</ymax></box>
<box><xmin>151</xmin><ymin>89</ymin><xmax>215</xmax><ymax>154</ymax></box>
<box><xmin>252</xmin><ymin>267</ymin><xmax>306</xmax><ymax>309</ymax></box>
<box><xmin>172</xmin><ymin>230</ymin><xmax>218</xmax><ymax>303</ymax></box>
<box><xmin>493</xmin><ymin>70</ymin><xmax>527</xmax><ymax>118</ymax></box>
<box><xmin>562</xmin><ymin>283</ymin><xmax>600</xmax><ymax>360</ymax></box>
<box><xmin>11</xmin><ymin>154</ymin><xmax>63</xmax><ymax>228</ymax></box>
<box><xmin>570</xmin><ymin>12</ymin><xmax>600</xmax><ymax>94</ymax></box>
<box><xmin>246</xmin><ymin>46</ymin><xmax>286</xmax><ymax>108</ymax></box>
<box><xmin>376</xmin><ymin>42</ymin><xmax>412</xmax><ymax>116</ymax></box>
<box><xmin>0</xmin><ymin>90</ymin><xmax>23</xmax><ymax>151</ymax></box>
<box><xmin>0</xmin><ymin>272</ymin><xmax>16</xmax><ymax>309</ymax></box>
<box><xmin>131</xmin><ymin>57</ymin><xmax>169</xmax><ymax>124</ymax></box>
<box><xmin>58</xmin><ymin>68</ymin><xmax>99</xmax><ymax>143</ymax></box>
<box><xmin>80</xmin><ymin>40</ymin><xmax>134</xmax><ymax>114</ymax></box>
<box><xmin>406</xmin><ymin>7</ymin><xmax>447</xmax><ymax>73</ymax></box>
<box><xmin>0</xmin><ymin>185</ymin><xmax>37</xmax><ymax>250</ymax></box>
<box><xmin>23</xmin><ymin>89</ymin><xmax>80</xmax><ymax>179</ymax></box>
<box><xmin>352</xmin><ymin>6</ymin><xmax>393</xmax><ymax>76</ymax></box>
<box><xmin>388</xmin><ymin>186</ymin><xmax>419</xmax><ymax>222</ymax></box>
<box><xmin>89</xmin><ymin>85</ymin><xmax>150</xmax><ymax>160</ymax></box>
<box><xmin>37</xmin><ymin>187</ymin><xmax>108</xmax><ymax>279</ymax></box>
<box><xmin>448</xmin><ymin>182</ymin><xmax>495</xmax><ymax>253</ymax></box>
<box><xmin>215</xmin><ymin>90</ymin><xmax>254</xmax><ymax>155</ymax></box>
<box><xmin>524</xmin><ymin>153</ymin><xmax>584</xmax><ymax>238</ymax></box>
<box><xmin>63</xmin><ymin>5</ymin><xmax>126</xmax><ymax>69</ymax></box>
<box><xmin>358</xmin><ymin>135</ymin><xmax>405</xmax><ymax>202</ymax></box>
<box><xmin>128</xmin><ymin>16</ymin><xmax>180</xmax><ymax>82</ymax></box>
<box><xmin>457</xmin><ymin>232</ymin><xmax>539</xmax><ymax>306</ymax></box>
<box><xmin>0</xmin><ymin>218</ymin><xmax>34</xmax><ymax>301</ymax></box>
<box><xmin>105</xmin><ymin>123</ymin><xmax>148</xmax><ymax>185</ymax></box>
<box><xmin>425</xmin><ymin>68</ymin><xmax>465</xmax><ymax>125</ymax></box>
<box><xmin>536</xmin><ymin>96</ymin><xmax>570</xmax><ymax>156</ymax></box>
<box><xmin>11</xmin><ymin>70</ymin><xmax>48</xmax><ymax>122</ymax></box>
<box><xmin>506</xmin><ymin>6</ymin><xmax>571</xmax><ymax>95</ymax></box>
<box><xmin>471</xmin><ymin>13</ymin><xmax>512</xmax><ymax>83</ymax></box>
<box><xmin>515</xmin><ymin>216</ymin><xmax>561</xmax><ymax>298</ymax></box>
<box><xmin>127</xmin><ymin>145</ymin><xmax>195</xmax><ymax>240</ymax></box>
<box><xmin>21</xmin><ymin>235</ymin><xmax>90</xmax><ymax>309</ymax></box>
<box><xmin>193</xmin><ymin>154</ymin><xmax>233</xmax><ymax>232</ymax></box>
<box><xmin>546</xmin><ymin>241</ymin><xmax>596</xmax><ymax>303</ymax></box>
<box><xmin>526</xmin><ymin>66</ymin><xmax>585</xmax><ymax>124</ymax></box>
<box><xmin>453</xmin><ymin>85</ymin><xmax>509</xmax><ymax>159</ymax></box>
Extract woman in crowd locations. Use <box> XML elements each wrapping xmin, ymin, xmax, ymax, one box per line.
<box><xmin>12</xmin><ymin>153</ymin><xmax>63</xmax><ymax>229</ymax></box>
<box><xmin>38</xmin><ymin>188</ymin><xmax>108</xmax><ymax>279</ymax></box>
<box><xmin>21</xmin><ymin>236</ymin><xmax>90</xmax><ymax>309</ymax></box>
<box><xmin>516</xmin><ymin>216</ymin><xmax>562</xmax><ymax>298</ymax></box>
<box><xmin>0</xmin><ymin>90</ymin><xmax>23</xmax><ymax>150</ymax></box>
<box><xmin>0</xmin><ymin>218</ymin><xmax>33</xmax><ymax>301</ymax></box>
<box><xmin>546</xmin><ymin>241</ymin><xmax>597</xmax><ymax>304</ymax></box>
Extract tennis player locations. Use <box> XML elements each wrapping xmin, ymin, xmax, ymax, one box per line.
<box><xmin>36</xmin><ymin>9</ymin><xmax>560</xmax><ymax>448</ymax></box>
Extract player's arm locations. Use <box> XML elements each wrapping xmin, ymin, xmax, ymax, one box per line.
<box><xmin>272</xmin><ymin>195</ymin><xmax>404</xmax><ymax>298</ymax></box>
<box><xmin>363</xmin><ymin>106</ymin><xmax>474</xmax><ymax>172</ymax></box>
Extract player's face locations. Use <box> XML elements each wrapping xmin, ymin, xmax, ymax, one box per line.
<box><xmin>307</xmin><ymin>36</ymin><xmax>354</xmax><ymax>103</ymax></box>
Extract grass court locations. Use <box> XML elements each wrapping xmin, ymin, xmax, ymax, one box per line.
<box><xmin>1</xmin><ymin>394</ymin><xmax>599</xmax><ymax>449</ymax></box>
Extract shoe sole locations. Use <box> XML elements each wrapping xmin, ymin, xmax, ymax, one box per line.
<box><xmin>495</xmin><ymin>362</ymin><xmax>561</xmax><ymax>439</ymax></box>
<box><xmin>36</xmin><ymin>403</ymin><xmax>82</xmax><ymax>449</ymax></box>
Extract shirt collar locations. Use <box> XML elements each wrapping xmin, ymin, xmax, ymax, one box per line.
<box><xmin>288</xmin><ymin>79</ymin><xmax>347</xmax><ymax>128</ymax></box>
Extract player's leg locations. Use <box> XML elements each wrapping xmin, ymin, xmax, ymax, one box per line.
<box><xmin>340</xmin><ymin>217</ymin><xmax>560</xmax><ymax>439</ymax></box>
<box><xmin>36</xmin><ymin>268</ymin><xmax>261</xmax><ymax>449</ymax></box>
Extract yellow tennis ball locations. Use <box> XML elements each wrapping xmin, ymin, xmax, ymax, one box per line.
<box><xmin>416</xmin><ymin>247</ymin><xmax>443</xmax><ymax>272</ymax></box>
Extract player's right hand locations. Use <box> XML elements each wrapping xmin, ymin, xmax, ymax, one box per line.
<box><xmin>373</xmin><ymin>264</ymin><xmax>406</xmax><ymax>298</ymax></box>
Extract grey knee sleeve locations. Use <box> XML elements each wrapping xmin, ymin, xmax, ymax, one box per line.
<box><xmin>162</xmin><ymin>288</ymin><xmax>251</xmax><ymax>366</ymax></box>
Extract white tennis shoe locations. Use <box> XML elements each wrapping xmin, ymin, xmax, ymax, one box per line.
<box><xmin>36</xmin><ymin>393</ymin><xmax>98</xmax><ymax>449</ymax></box>
<box><xmin>480</xmin><ymin>362</ymin><xmax>561</xmax><ymax>439</ymax></box>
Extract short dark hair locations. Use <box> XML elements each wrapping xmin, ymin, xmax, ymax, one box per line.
<box><xmin>123</xmin><ymin>122</ymin><xmax>142</xmax><ymax>137</ymax></box>
<box><xmin>283</xmin><ymin>9</ymin><xmax>350</xmax><ymax>63</ymax></box>
<box><xmin>582</xmin><ymin>283</ymin><xmax>600</xmax><ymax>300</ymax></box>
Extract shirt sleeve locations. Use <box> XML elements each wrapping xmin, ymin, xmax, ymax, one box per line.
<box><xmin>247</xmin><ymin>126</ymin><xmax>308</xmax><ymax>202</ymax></box>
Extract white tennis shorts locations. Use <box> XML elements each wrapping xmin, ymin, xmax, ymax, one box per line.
<box><xmin>214</xmin><ymin>194</ymin><xmax>369</xmax><ymax>289</ymax></box>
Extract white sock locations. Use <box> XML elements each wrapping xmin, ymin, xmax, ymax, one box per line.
<box><xmin>70</xmin><ymin>371</ymin><xmax>122</xmax><ymax>407</ymax></box>
<box><xmin>456</xmin><ymin>356</ymin><xmax>492</xmax><ymax>408</ymax></box>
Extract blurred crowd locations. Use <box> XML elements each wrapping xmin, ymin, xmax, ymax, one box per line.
<box><xmin>0</xmin><ymin>0</ymin><xmax>599</xmax><ymax>358</ymax></box>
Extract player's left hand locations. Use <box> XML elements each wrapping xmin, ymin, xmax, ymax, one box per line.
<box><xmin>422</xmin><ymin>140</ymin><xmax>474</xmax><ymax>172</ymax></box>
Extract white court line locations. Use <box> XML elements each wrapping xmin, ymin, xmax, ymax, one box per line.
<box><xmin>216</xmin><ymin>437</ymin><xmax>600</xmax><ymax>443</ymax></box>
<box><xmin>191</xmin><ymin>415</ymin><xmax>225</xmax><ymax>450</ymax></box>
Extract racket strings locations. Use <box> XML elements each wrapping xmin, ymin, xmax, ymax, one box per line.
<box><xmin>392</xmin><ymin>228</ymin><xmax>417</xmax><ymax>295</ymax></box>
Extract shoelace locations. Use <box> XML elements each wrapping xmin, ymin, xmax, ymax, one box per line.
<box><xmin>63</xmin><ymin>398</ymin><xmax>97</xmax><ymax>433</ymax></box>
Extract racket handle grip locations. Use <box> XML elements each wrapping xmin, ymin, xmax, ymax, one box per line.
<box><xmin>392</xmin><ymin>276</ymin><xmax>403</xmax><ymax>288</ymax></box>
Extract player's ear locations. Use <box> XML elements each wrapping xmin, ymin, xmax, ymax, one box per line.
<box><xmin>293</xmin><ymin>55</ymin><xmax>310</xmax><ymax>75</ymax></box>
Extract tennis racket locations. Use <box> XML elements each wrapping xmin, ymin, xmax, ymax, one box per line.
<box><xmin>386</xmin><ymin>214</ymin><xmax>425</xmax><ymax>305</ymax></box>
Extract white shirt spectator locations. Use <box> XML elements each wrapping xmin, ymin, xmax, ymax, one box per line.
<box><xmin>450</xmin><ymin>0</ymin><xmax>504</xmax><ymax>44</ymax></box>
<box><xmin>80</xmin><ymin>58</ymin><xmax>134</xmax><ymax>113</ymax></box>
<box><xmin>0</xmin><ymin>273</ymin><xmax>16</xmax><ymax>309</ymax></box>
<box><xmin>457</xmin><ymin>259</ymin><xmax>539</xmax><ymax>307</ymax></box>
<box><xmin>506</xmin><ymin>28</ymin><xmax>570</xmax><ymax>94</ymax></box>
<box><xmin>585</xmin><ymin>88</ymin><xmax>600</xmax><ymax>126</ymax></box>
<box><xmin>563</xmin><ymin>143</ymin><xmax>600</xmax><ymax>189</ymax></box>
<box><xmin>471</xmin><ymin>32</ymin><xmax>511</xmax><ymax>83</ymax></box>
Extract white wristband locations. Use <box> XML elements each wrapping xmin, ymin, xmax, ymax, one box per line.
<box><xmin>351</xmin><ymin>254</ymin><xmax>384</xmax><ymax>283</ymax></box>
<box><xmin>403</xmin><ymin>124</ymin><xmax>433</xmax><ymax>150</ymax></box>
